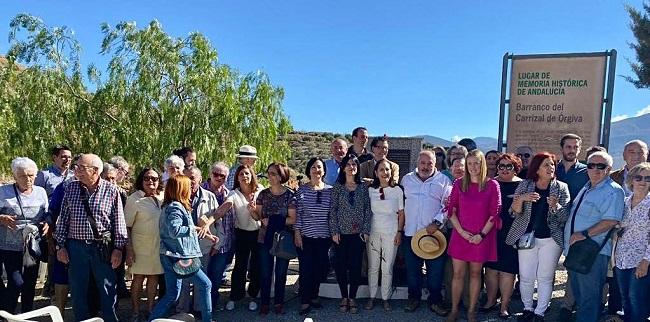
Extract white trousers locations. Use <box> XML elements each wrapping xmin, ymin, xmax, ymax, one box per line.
<box><xmin>518</xmin><ymin>237</ymin><xmax>562</xmax><ymax>316</ymax></box>
<box><xmin>366</xmin><ymin>232</ymin><xmax>398</xmax><ymax>300</ymax></box>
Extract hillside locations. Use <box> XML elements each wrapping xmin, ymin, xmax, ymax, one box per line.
<box><xmin>284</xmin><ymin>131</ymin><xmax>351</xmax><ymax>175</ymax></box>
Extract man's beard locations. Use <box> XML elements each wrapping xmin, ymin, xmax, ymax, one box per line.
<box><xmin>563</xmin><ymin>153</ymin><xmax>576</xmax><ymax>162</ymax></box>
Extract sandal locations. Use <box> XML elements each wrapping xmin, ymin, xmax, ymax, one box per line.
<box><xmin>339</xmin><ymin>298</ymin><xmax>349</xmax><ymax>313</ymax></box>
<box><xmin>349</xmin><ymin>299</ymin><xmax>359</xmax><ymax>314</ymax></box>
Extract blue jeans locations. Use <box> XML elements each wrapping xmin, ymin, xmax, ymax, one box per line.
<box><xmin>403</xmin><ymin>235</ymin><xmax>446</xmax><ymax>305</ymax></box>
<box><xmin>207</xmin><ymin>251</ymin><xmax>234</xmax><ymax>307</ymax></box>
<box><xmin>568</xmin><ymin>254</ymin><xmax>609</xmax><ymax>322</ymax></box>
<box><xmin>615</xmin><ymin>267</ymin><xmax>650</xmax><ymax>322</ymax></box>
<box><xmin>259</xmin><ymin>243</ymin><xmax>289</xmax><ymax>305</ymax></box>
<box><xmin>149</xmin><ymin>255</ymin><xmax>212</xmax><ymax>322</ymax></box>
<box><xmin>66</xmin><ymin>240</ymin><xmax>118</xmax><ymax>322</ymax></box>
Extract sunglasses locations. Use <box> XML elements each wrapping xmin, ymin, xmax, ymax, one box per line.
<box><xmin>516</xmin><ymin>153</ymin><xmax>531</xmax><ymax>159</ymax></box>
<box><xmin>379</xmin><ymin>187</ymin><xmax>385</xmax><ymax>200</ymax></box>
<box><xmin>212</xmin><ymin>172</ymin><xmax>226</xmax><ymax>178</ymax></box>
<box><xmin>435</xmin><ymin>152</ymin><xmax>445</xmax><ymax>158</ymax></box>
<box><xmin>587</xmin><ymin>163</ymin><xmax>608</xmax><ymax>170</ymax></box>
<box><xmin>633</xmin><ymin>175</ymin><xmax>650</xmax><ymax>183</ymax></box>
<box><xmin>498</xmin><ymin>164</ymin><xmax>514</xmax><ymax>171</ymax></box>
<box><xmin>143</xmin><ymin>176</ymin><xmax>159</xmax><ymax>182</ymax></box>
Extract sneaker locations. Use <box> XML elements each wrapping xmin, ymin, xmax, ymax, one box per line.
<box><xmin>518</xmin><ymin>310</ymin><xmax>535</xmax><ymax>322</ymax></box>
<box><xmin>248</xmin><ymin>300</ymin><xmax>258</xmax><ymax>311</ymax></box>
<box><xmin>405</xmin><ymin>299</ymin><xmax>419</xmax><ymax>312</ymax></box>
<box><xmin>429</xmin><ymin>303</ymin><xmax>449</xmax><ymax>317</ymax></box>
<box><xmin>225</xmin><ymin>300</ymin><xmax>235</xmax><ymax>311</ymax></box>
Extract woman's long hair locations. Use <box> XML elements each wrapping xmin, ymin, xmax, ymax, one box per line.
<box><xmin>462</xmin><ymin>150</ymin><xmax>488</xmax><ymax>192</ymax></box>
<box><xmin>233</xmin><ymin>164</ymin><xmax>259</xmax><ymax>192</ymax></box>
<box><xmin>163</xmin><ymin>175</ymin><xmax>192</xmax><ymax>211</ymax></box>
<box><xmin>336</xmin><ymin>154</ymin><xmax>361</xmax><ymax>185</ymax></box>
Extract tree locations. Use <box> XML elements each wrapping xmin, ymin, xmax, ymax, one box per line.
<box><xmin>0</xmin><ymin>14</ymin><xmax>292</xmax><ymax>174</ymax></box>
<box><xmin>626</xmin><ymin>2</ymin><xmax>650</xmax><ymax>89</ymax></box>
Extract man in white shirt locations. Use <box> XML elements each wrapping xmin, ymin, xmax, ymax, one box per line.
<box><xmin>401</xmin><ymin>150</ymin><xmax>452</xmax><ymax>316</ymax></box>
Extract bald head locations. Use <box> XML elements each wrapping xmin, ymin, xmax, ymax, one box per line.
<box><xmin>330</xmin><ymin>138</ymin><xmax>348</xmax><ymax>162</ymax></box>
<box><xmin>76</xmin><ymin>154</ymin><xmax>103</xmax><ymax>187</ymax></box>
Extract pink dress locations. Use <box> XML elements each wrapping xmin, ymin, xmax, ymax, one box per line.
<box><xmin>447</xmin><ymin>178</ymin><xmax>502</xmax><ymax>263</ymax></box>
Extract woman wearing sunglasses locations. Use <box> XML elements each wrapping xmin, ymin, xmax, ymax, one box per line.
<box><xmin>364</xmin><ymin>159</ymin><xmax>405</xmax><ymax>312</ymax></box>
<box><xmin>482</xmin><ymin>153</ymin><xmax>522</xmax><ymax>319</ymax></box>
<box><xmin>124</xmin><ymin>167</ymin><xmax>163</xmax><ymax>321</ymax></box>
<box><xmin>614</xmin><ymin>162</ymin><xmax>650</xmax><ymax>322</ymax></box>
<box><xmin>295</xmin><ymin>157</ymin><xmax>332</xmax><ymax>315</ymax></box>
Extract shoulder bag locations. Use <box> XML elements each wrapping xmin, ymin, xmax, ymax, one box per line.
<box><xmin>80</xmin><ymin>186</ymin><xmax>114</xmax><ymax>263</ymax></box>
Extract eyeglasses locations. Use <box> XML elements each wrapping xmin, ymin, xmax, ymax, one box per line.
<box><xmin>379</xmin><ymin>187</ymin><xmax>385</xmax><ymax>200</ymax></box>
<box><xmin>143</xmin><ymin>176</ymin><xmax>159</xmax><ymax>182</ymax></box>
<box><xmin>212</xmin><ymin>172</ymin><xmax>226</xmax><ymax>178</ymax></box>
<box><xmin>587</xmin><ymin>163</ymin><xmax>608</xmax><ymax>170</ymax></box>
<box><xmin>118</xmin><ymin>167</ymin><xmax>129</xmax><ymax>176</ymax></box>
<box><xmin>498</xmin><ymin>164</ymin><xmax>514</xmax><ymax>171</ymax></box>
<box><xmin>316</xmin><ymin>190</ymin><xmax>322</xmax><ymax>204</ymax></box>
<box><xmin>632</xmin><ymin>175</ymin><xmax>650</xmax><ymax>183</ymax></box>
<box><xmin>516</xmin><ymin>153</ymin><xmax>531</xmax><ymax>159</ymax></box>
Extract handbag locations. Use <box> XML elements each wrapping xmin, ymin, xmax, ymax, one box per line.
<box><xmin>80</xmin><ymin>186</ymin><xmax>114</xmax><ymax>263</ymax></box>
<box><xmin>270</xmin><ymin>230</ymin><xmax>297</xmax><ymax>260</ymax></box>
<box><xmin>14</xmin><ymin>184</ymin><xmax>43</xmax><ymax>266</ymax></box>
<box><xmin>172</xmin><ymin>257</ymin><xmax>201</xmax><ymax>276</ymax></box>
<box><xmin>564</xmin><ymin>191</ymin><xmax>613</xmax><ymax>274</ymax></box>
<box><xmin>517</xmin><ymin>231</ymin><xmax>535</xmax><ymax>249</ymax></box>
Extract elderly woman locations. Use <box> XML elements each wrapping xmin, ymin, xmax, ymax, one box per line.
<box><xmin>614</xmin><ymin>162</ymin><xmax>650</xmax><ymax>322</ymax></box>
<box><xmin>148</xmin><ymin>175</ymin><xmax>213</xmax><ymax>322</ymax></box>
<box><xmin>329</xmin><ymin>154</ymin><xmax>372</xmax><ymax>314</ymax></box>
<box><xmin>0</xmin><ymin>157</ymin><xmax>49</xmax><ymax>313</ymax></box>
<box><xmin>505</xmin><ymin>152</ymin><xmax>570</xmax><ymax>321</ymax></box>
<box><xmin>446</xmin><ymin>145</ymin><xmax>468</xmax><ymax>169</ymax></box>
<box><xmin>295</xmin><ymin>157</ymin><xmax>332</xmax><ymax>315</ymax></box>
<box><xmin>446</xmin><ymin>150</ymin><xmax>501</xmax><ymax>322</ymax></box>
<box><xmin>124</xmin><ymin>167</ymin><xmax>163</xmax><ymax>321</ymax></box>
<box><xmin>162</xmin><ymin>155</ymin><xmax>185</xmax><ymax>186</ymax></box>
<box><xmin>485</xmin><ymin>150</ymin><xmax>501</xmax><ymax>178</ymax></box>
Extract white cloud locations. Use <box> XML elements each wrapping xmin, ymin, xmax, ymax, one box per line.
<box><xmin>611</xmin><ymin>115</ymin><xmax>629</xmax><ymax>122</ymax></box>
<box><xmin>635</xmin><ymin>105</ymin><xmax>650</xmax><ymax>117</ymax></box>
<box><xmin>451</xmin><ymin>135</ymin><xmax>461</xmax><ymax>143</ymax></box>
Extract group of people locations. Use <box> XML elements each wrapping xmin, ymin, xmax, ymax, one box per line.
<box><xmin>0</xmin><ymin>128</ymin><xmax>649</xmax><ymax>322</ymax></box>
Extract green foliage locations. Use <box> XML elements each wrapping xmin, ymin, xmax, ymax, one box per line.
<box><xmin>626</xmin><ymin>2</ymin><xmax>650</xmax><ymax>89</ymax></box>
<box><xmin>0</xmin><ymin>14</ymin><xmax>292</xmax><ymax>174</ymax></box>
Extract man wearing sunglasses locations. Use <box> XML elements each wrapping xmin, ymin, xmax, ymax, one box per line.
<box><xmin>610</xmin><ymin>140</ymin><xmax>649</xmax><ymax>197</ymax></box>
<box><xmin>563</xmin><ymin>151</ymin><xmax>624</xmax><ymax>322</ymax></box>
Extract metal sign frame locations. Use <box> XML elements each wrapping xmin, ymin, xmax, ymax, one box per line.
<box><xmin>497</xmin><ymin>50</ymin><xmax>617</xmax><ymax>151</ymax></box>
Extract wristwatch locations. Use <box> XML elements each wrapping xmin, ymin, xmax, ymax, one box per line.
<box><xmin>55</xmin><ymin>245</ymin><xmax>63</xmax><ymax>251</ymax></box>
<box><xmin>433</xmin><ymin>220</ymin><xmax>443</xmax><ymax>228</ymax></box>
<box><xmin>479</xmin><ymin>232</ymin><xmax>486</xmax><ymax>238</ymax></box>
<box><xmin>581</xmin><ymin>230</ymin><xmax>589</xmax><ymax>238</ymax></box>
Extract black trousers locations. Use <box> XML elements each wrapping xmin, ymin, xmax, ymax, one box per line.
<box><xmin>298</xmin><ymin>236</ymin><xmax>331</xmax><ymax>304</ymax></box>
<box><xmin>334</xmin><ymin>234</ymin><xmax>364</xmax><ymax>299</ymax></box>
<box><xmin>0</xmin><ymin>249</ymin><xmax>39</xmax><ymax>313</ymax></box>
<box><xmin>229</xmin><ymin>228</ymin><xmax>261</xmax><ymax>301</ymax></box>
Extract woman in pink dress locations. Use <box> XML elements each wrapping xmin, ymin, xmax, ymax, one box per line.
<box><xmin>446</xmin><ymin>150</ymin><xmax>502</xmax><ymax>322</ymax></box>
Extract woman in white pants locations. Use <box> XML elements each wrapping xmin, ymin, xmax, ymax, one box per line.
<box><xmin>364</xmin><ymin>159</ymin><xmax>405</xmax><ymax>311</ymax></box>
<box><xmin>505</xmin><ymin>152</ymin><xmax>570</xmax><ymax>322</ymax></box>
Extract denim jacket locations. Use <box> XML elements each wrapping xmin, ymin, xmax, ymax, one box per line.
<box><xmin>159</xmin><ymin>201</ymin><xmax>202</xmax><ymax>259</ymax></box>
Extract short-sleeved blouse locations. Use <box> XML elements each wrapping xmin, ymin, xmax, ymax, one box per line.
<box><xmin>124</xmin><ymin>190</ymin><xmax>164</xmax><ymax>275</ymax></box>
<box><xmin>615</xmin><ymin>194</ymin><xmax>650</xmax><ymax>270</ymax></box>
<box><xmin>226</xmin><ymin>187</ymin><xmax>262</xmax><ymax>231</ymax></box>
<box><xmin>368</xmin><ymin>185</ymin><xmax>404</xmax><ymax>234</ymax></box>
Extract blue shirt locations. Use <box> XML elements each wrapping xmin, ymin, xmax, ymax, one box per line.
<box><xmin>35</xmin><ymin>165</ymin><xmax>74</xmax><ymax>196</ymax></box>
<box><xmin>324</xmin><ymin>159</ymin><xmax>341</xmax><ymax>186</ymax></box>
<box><xmin>556</xmin><ymin>161</ymin><xmax>589</xmax><ymax>202</ymax></box>
<box><xmin>563</xmin><ymin>177</ymin><xmax>625</xmax><ymax>256</ymax></box>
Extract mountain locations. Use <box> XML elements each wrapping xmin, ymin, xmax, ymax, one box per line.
<box><xmin>416</xmin><ymin>135</ymin><xmax>498</xmax><ymax>152</ymax></box>
<box><xmin>609</xmin><ymin>113</ymin><xmax>650</xmax><ymax>168</ymax></box>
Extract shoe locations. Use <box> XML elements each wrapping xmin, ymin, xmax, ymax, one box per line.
<box><xmin>446</xmin><ymin>310</ymin><xmax>459</xmax><ymax>322</ymax></box>
<box><xmin>310</xmin><ymin>300</ymin><xmax>323</xmax><ymax>309</ymax></box>
<box><xmin>248</xmin><ymin>300</ymin><xmax>258</xmax><ymax>311</ymax></box>
<box><xmin>479</xmin><ymin>302</ymin><xmax>499</xmax><ymax>313</ymax></box>
<box><xmin>364</xmin><ymin>298</ymin><xmax>374</xmax><ymax>310</ymax></box>
<box><xmin>259</xmin><ymin>304</ymin><xmax>270</xmax><ymax>316</ymax></box>
<box><xmin>225</xmin><ymin>300</ymin><xmax>235</xmax><ymax>311</ymax></box>
<box><xmin>349</xmin><ymin>299</ymin><xmax>358</xmax><ymax>314</ymax></box>
<box><xmin>429</xmin><ymin>303</ymin><xmax>449</xmax><ymax>317</ymax></box>
<box><xmin>383</xmin><ymin>300</ymin><xmax>391</xmax><ymax>312</ymax></box>
<box><xmin>518</xmin><ymin>310</ymin><xmax>535</xmax><ymax>322</ymax></box>
<box><xmin>499</xmin><ymin>311</ymin><xmax>511</xmax><ymax>320</ymax></box>
<box><xmin>533</xmin><ymin>314</ymin><xmax>545</xmax><ymax>322</ymax></box>
<box><xmin>339</xmin><ymin>298</ymin><xmax>349</xmax><ymax>313</ymax></box>
<box><xmin>273</xmin><ymin>304</ymin><xmax>284</xmax><ymax>315</ymax></box>
<box><xmin>404</xmin><ymin>299</ymin><xmax>419</xmax><ymax>312</ymax></box>
<box><xmin>557</xmin><ymin>307</ymin><xmax>573</xmax><ymax>321</ymax></box>
<box><xmin>299</xmin><ymin>305</ymin><xmax>312</xmax><ymax>316</ymax></box>
<box><xmin>467</xmin><ymin>310</ymin><xmax>477</xmax><ymax>322</ymax></box>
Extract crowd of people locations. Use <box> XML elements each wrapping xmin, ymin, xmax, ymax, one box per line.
<box><xmin>0</xmin><ymin>128</ymin><xmax>649</xmax><ymax>322</ymax></box>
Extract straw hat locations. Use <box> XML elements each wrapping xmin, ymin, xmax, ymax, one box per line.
<box><xmin>236</xmin><ymin>145</ymin><xmax>258</xmax><ymax>159</ymax></box>
<box><xmin>411</xmin><ymin>228</ymin><xmax>447</xmax><ymax>260</ymax></box>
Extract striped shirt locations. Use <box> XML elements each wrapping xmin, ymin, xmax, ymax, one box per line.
<box><xmin>295</xmin><ymin>184</ymin><xmax>332</xmax><ymax>238</ymax></box>
<box><xmin>54</xmin><ymin>179</ymin><xmax>128</xmax><ymax>249</ymax></box>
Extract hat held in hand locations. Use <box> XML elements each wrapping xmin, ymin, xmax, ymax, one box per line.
<box><xmin>411</xmin><ymin>228</ymin><xmax>447</xmax><ymax>259</ymax></box>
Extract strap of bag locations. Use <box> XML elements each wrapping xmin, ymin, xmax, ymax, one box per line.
<box><xmin>569</xmin><ymin>187</ymin><xmax>614</xmax><ymax>250</ymax></box>
<box><xmin>13</xmin><ymin>184</ymin><xmax>26</xmax><ymax>220</ymax></box>
<box><xmin>80</xmin><ymin>185</ymin><xmax>102</xmax><ymax>240</ymax></box>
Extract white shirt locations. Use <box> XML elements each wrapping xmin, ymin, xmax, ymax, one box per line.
<box><xmin>226</xmin><ymin>187</ymin><xmax>262</xmax><ymax>231</ymax></box>
<box><xmin>401</xmin><ymin>170</ymin><xmax>452</xmax><ymax>237</ymax></box>
<box><xmin>369</xmin><ymin>186</ymin><xmax>404</xmax><ymax>234</ymax></box>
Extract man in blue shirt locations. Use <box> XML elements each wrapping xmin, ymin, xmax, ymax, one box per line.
<box><xmin>35</xmin><ymin>145</ymin><xmax>74</xmax><ymax>196</ymax></box>
<box><xmin>563</xmin><ymin>151</ymin><xmax>624</xmax><ymax>322</ymax></box>
<box><xmin>324</xmin><ymin>138</ymin><xmax>348</xmax><ymax>185</ymax></box>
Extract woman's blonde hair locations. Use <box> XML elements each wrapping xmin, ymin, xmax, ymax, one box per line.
<box><xmin>163</xmin><ymin>175</ymin><xmax>192</xmax><ymax>211</ymax></box>
<box><xmin>462</xmin><ymin>150</ymin><xmax>488</xmax><ymax>192</ymax></box>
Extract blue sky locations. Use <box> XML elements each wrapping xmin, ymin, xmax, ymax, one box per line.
<box><xmin>1</xmin><ymin>1</ymin><xmax>648</xmax><ymax>141</ymax></box>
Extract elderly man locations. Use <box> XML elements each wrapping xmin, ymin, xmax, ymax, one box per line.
<box><xmin>226</xmin><ymin>145</ymin><xmax>258</xmax><ymax>190</ymax></box>
<box><xmin>401</xmin><ymin>150</ymin><xmax>451</xmax><ymax>316</ymax></box>
<box><xmin>347</xmin><ymin>127</ymin><xmax>373</xmax><ymax>163</ymax></box>
<box><xmin>324</xmin><ymin>138</ymin><xmax>348</xmax><ymax>185</ymax></box>
<box><xmin>177</xmin><ymin>166</ymin><xmax>220</xmax><ymax>314</ymax></box>
<box><xmin>563</xmin><ymin>151</ymin><xmax>625</xmax><ymax>322</ymax></box>
<box><xmin>0</xmin><ymin>157</ymin><xmax>49</xmax><ymax>313</ymax></box>
<box><xmin>36</xmin><ymin>145</ymin><xmax>74</xmax><ymax>196</ymax></box>
<box><xmin>54</xmin><ymin>154</ymin><xmax>127</xmax><ymax>322</ymax></box>
<box><xmin>359</xmin><ymin>136</ymin><xmax>400</xmax><ymax>183</ymax></box>
<box><xmin>611</xmin><ymin>139</ymin><xmax>649</xmax><ymax>196</ymax></box>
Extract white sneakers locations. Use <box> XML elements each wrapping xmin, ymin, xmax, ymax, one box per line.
<box><xmin>248</xmin><ymin>301</ymin><xmax>258</xmax><ymax>311</ymax></box>
<box><xmin>226</xmin><ymin>300</ymin><xmax>258</xmax><ymax>311</ymax></box>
